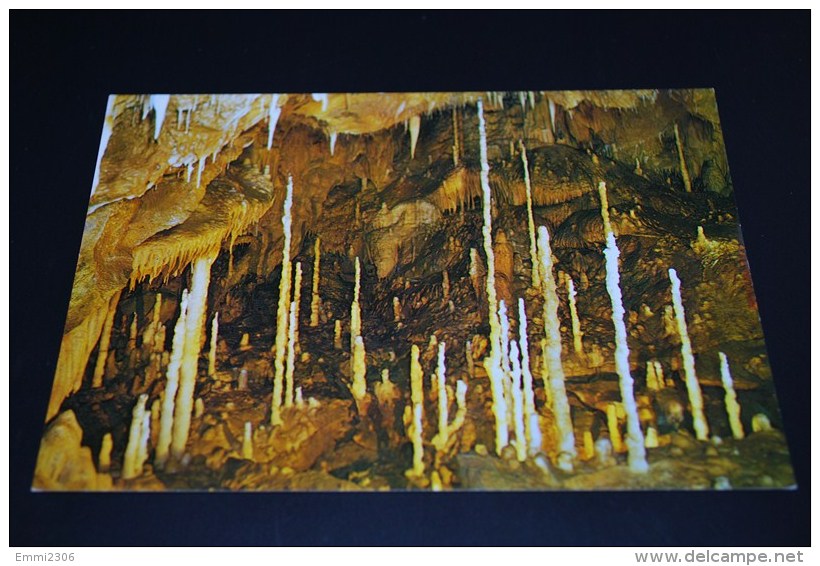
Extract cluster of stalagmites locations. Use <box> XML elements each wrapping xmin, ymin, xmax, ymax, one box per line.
<box><xmin>36</xmin><ymin>92</ymin><xmax>775</xmax><ymax>491</ymax></box>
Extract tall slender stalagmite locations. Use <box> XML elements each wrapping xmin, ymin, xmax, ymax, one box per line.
<box><xmin>433</xmin><ymin>342</ymin><xmax>449</xmax><ymax>450</ymax></box>
<box><xmin>123</xmin><ymin>393</ymin><xmax>148</xmax><ymax>479</ymax></box>
<box><xmin>566</xmin><ymin>277</ymin><xmax>583</xmax><ymax>357</ymax></box>
<box><xmin>171</xmin><ymin>255</ymin><xmax>215</xmax><ymax>460</ymax></box>
<box><xmin>408</xmin><ymin>344</ymin><xmax>425</xmax><ymax>477</ymax></box>
<box><xmin>207</xmin><ymin>312</ymin><xmax>219</xmax><ymax>377</ymax></box>
<box><xmin>673</xmin><ymin>123</ymin><xmax>692</xmax><ymax>193</ymax></box>
<box><xmin>292</xmin><ymin>262</ymin><xmax>303</xmax><ymax>351</ymax></box>
<box><xmin>284</xmin><ymin>300</ymin><xmax>298</xmax><ymax>408</ymax></box>
<box><xmin>597</xmin><ymin>181</ymin><xmax>647</xmax><ymax>472</ymax></box>
<box><xmin>518</xmin><ymin>298</ymin><xmax>542</xmax><ymax>456</ymax></box>
<box><xmin>719</xmin><ymin>352</ymin><xmax>745</xmax><ymax>440</ymax></box>
<box><xmin>477</xmin><ymin>99</ymin><xmax>508</xmax><ymax>455</ymax></box>
<box><xmin>350</xmin><ymin>257</ymin><xmax>362</xmax><ymax>350</ymax></box>
<box><xmin>92</xmin><ymin>290</ymin><xmax>121</xmax><ymax>388</ymax></box>
<box><xmin>669</xmin><ymin>268</ymin><xmax>709</xmax><ymax>440</ymax></box>
<box><xmin>271</xmin><ymin>176</ymin><xmax>294</xmax><ymax>426</ymax></box>
<box><xmin>310</xmin><ymin>237</ymin><xmax>321</xmax><ymax>327</ymax></box>
<box><xmin>155</xmin><ymin>290</ymin><xmax>188</xmax><ymax>469</ymax></box>
<box><xmin>519</xmin><ymin>140</ymin><xmax>540</xmax><ymax>289</ymax></box>
<box><xmin>536</xmin><ymin>226</ymin><xmax>576</xmax><ymax>469</ymax></box>
<box><xmin>509</xmin><ymin>340</ymin><xmax>526</xmax><ymax>462</ymax></box>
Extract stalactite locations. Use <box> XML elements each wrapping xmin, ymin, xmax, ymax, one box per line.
<box><xmin>329</xmin><ymin>131</ymin><xmax>337</xmax><ymax>156</ymax></box>
<box><xmin>409</xmin><ymin>115</ymin><xmax>421</xmax><ymax>159</ymax></box>
<box><xmin>149</xmin><ymin>94</ymin><xmax>170</xmax><ymax>141</ymax></box>
<box><xmin>451</xmin><ymin>107</ymin><xmax>459</xmax><ymax>166</ymax></box>
<box><xmin>519</xmin><ymin>141</ymin><xmax>540</xmax><ymax>289</ymax></box>
<box><xmin>155</xmin><ymin>289</ymin><xmax>188</xmax><ymax>469</ymax></box>
<box><xmin>92</xmin><ymin>290</ymin><xmax>121</xmax><ymax>388</ymax></box>
<box><xmin>669</xmin><ymin>268</ymin><xmax>709</xmax><ymax>440</ymax></box>
<box><xmin>536</xmin><ymin>226</ymin><xmax>576</xmax><ymax>469</ymax></box>
<box><xmin>719</xmin><ymin>352</ymin><xmax>745</xmax><ymax>440</ymax></box>
<box><xmin>207</xmin><ymin>312</ymin><xmax>219</xmax><ymax>377</ymax></box>
<box><xmin>310</xmin><ymin>237</ymin><xmax>321</xmax><ymax>327</ymax></box>
<box><xmin>171</xmin><ymin>254</ymin><xmax>215</xmax><ymax>460</ymax></box>
<box><xmin>673</xmin><ymin>123</ymin><xmax>692</xmax><ymax>193</ymax></box>
<box><xmin>123</xmin><ymin>393</ymin><xmax>148</xmax><ymax>480</ymax></box>
<box><xmin>597</xmin><ymin>181</ymin><xmax>647</xmax><ymax>472</ymax></box>
<box><xmin>267</xmin><ymin>93</ymin><xmax>281</xmax><ymax>150</ymax></box>
<box><xmin>271</xmin><ymin>176</ymin><xmax>294</xmax><ymax>426</ymax></box>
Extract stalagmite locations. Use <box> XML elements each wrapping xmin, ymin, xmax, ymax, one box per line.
<box><xmin>409</xmin><ymin>115</ymin><xmax>420</xmax><ymax>159</ymax></box>
<box><xmin>284</xmin><ymin>300</ymin><xmax>298</xmax><ymax>408</ymax></box>
<box><xmin>123</xmin><ymin>394</ymin><xmax>148</xmax><ymax>480</ymax></box>
<box><xmin>509</xmin><ymin>341</ymin><xmax>526</xmax><ymax>462</ymax></box>
<box><xmin>350</xmin><ymin>257</ymin><xmax>362</xmax><ymax>350</ymax></box>
<box><xmin>432</xmin><ymin>343</ymin><xmax>449</xmax><ymax>451</ymax></box>
<box><xmin>442</xmin><ymin>270</ymin><xmax>450</xmax><ymax>302</ymax></box>
<box><xmin>718</xmin><ymin>352</ymin><xmax>745</xmax><ymax>440</ymax></box>
<box><xmin>465</xmin><ymin>339</ymin><xmax>474</xmax><ymax>378</ymax></box>
<box><xmin>451</xmin><ymin>107</ymin><xmax>459</xmax><ymax>166</ymax></box>
<box><xmin>644</xmin><ymin>427</ymin><xmax>659</xmax><ymax>448</ymax></box>
<box><xmin>519</xmin><ymin>141</ymin><xmax>540</xmax><ymax>289</ymax></box>
<box><xmin>242</xmin><ymin>422</ymin><xmax>254</xmax><ymax>460</ymax></box>
<box><xmin>393</xmin><ymin>296</ymin><xmax>402</xmax><ymax>322</ymax></box>
<box><xmin>407</xmin><ymin>345</ymin><xmax>425</xmax><ymax>477</ymax></box>
<box><xmin>334</xmin><ymin>320</ymin><xmax>342</xmax><ymax>349</ymax></box>
<box><xmin>239</xmin><ymin>332</ymin><xmax>251</xmax><ymax>350</ymax></box>
<box><xmin>155</xmin><ymin>290</ymin><xmax>188</xmax><ymax>469</ymax></box>
<box><xmin>92</xmin><ymin>290</ymin><xmax>121</xmax><ymax>388</ymax></box>
<box><xmin>351</xmin><ymin>335</ymin><xmax>367</xmax><ymax>406</ymax></box>
<box><xmin>483</xmin><ymin>355</ymin><xmax>509</xmax><ymax>456</ymax></box>
<box><xmin>208</xmin><ymin>312</ymin><xmax>219</xmax><ymax>377</ymax></box>
<box><xmin>136</xmin><ymin>412</ymin><xmax>151</xmax><ymax>474</ymax></box>
<box><xmin>752</xmin><ymin>414</ymin><xmax>772</xmax><ymax>433</ymax></box>
<box><xmin>518</xmin><ymin>298</ymin><xmax>541</xmax><ymax>456</ymax></box>
<box><xmin>129</xmin><ymin>313</ymin><xmax>138</xmax><ymax>347</ymax></box>
<box><xmin>673</xmin><ymin>123</ymin><xmax>692</xmax><ymax>193</ymax></box>
<box><xmin>566</xmin><ymin>277</ymin><xmax>583</xmax><ymax>357</ymax></box>
<box><xmin>266</xmin><ymin>93</ymin><xmax>281</xmax><ymax>150</ymax></box>
<box><xmin>668</xmin><ymin>268</ymin><xmax>709</xmax><ymax>440</ymax></box>
<box><xmin>94</xmin><ymin>434</ymin><xmax>113</xmax><ymax>478</ymax></box>
<box><xmin>171</xmin><ymin>254</ymin><xmax>216</xmax><ymax>460</ymax></box>
<box><xmin>292</xmin><ymin>262</ymin><xmax>303</xmax><ymax>351</ymax></box>
<box><xmin>271</xmin><ymin>176</ymin><xmax>294</xmax><ymax>426</ymax></box>
<box><xmin>310</xmin><ymin>237</ymin><xmax>321</xmax><ymax>327</ymax></box>
<box><xmin>498</xmin><ymin>300</ymin><xmax>513</xmax><ymax>425</ymax></box>
<box><xmin>583</xmin><ymin>430</ymin><xmax>595</xmax><ymax>460</ymax></box>
<box><xmin>536</xmin><ymin>226</ymin><xmax>576</xmax><ymax>468</ymax></box>
<box><xmin>597</xmin><ymin>181</ymin><xmax>647</xmax><ymax>472</ymax></box>
<box><xmin>606</xmin><ymin>403</ymin><xmax>624</xmax><ymax>453</ymax></box>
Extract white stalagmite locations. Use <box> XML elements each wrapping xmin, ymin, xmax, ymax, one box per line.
<box><xmin>149</xmin><ymin>94</ymin><xmax>170</xmax><ymax>141</ymax></box>
<box><xmin>519</xmin><ymin>140</ymin><xmax>541</xmax><ymax>289</ymax></box>
<box><xmin>518</xmin><ymin>298</ymin><xmax>542</xmax><ymax>456</ymax></box>
<box><xmin>719</xmin><ymin>352</ymin><xmax>745</xmax><ymax>440</ymax></box>
<box><xmin>267</xmin><ymin>93</ymin><xmax>281</xmax><ymax>150</ymax></box>
<box><xmin>136</xmin><ymin>412</ymin><xmax>151</xmax><ymax>474</ymax></box>
<box><xmin>393</xmin><ymin>296</ymin><xmax>402</xmax><ymax>322</ymax></box>
<box><xmin>646</xmin><ymin>361</ymin><xmax>660</xmax><ymax>391</ymax></box>
<box><xmin>408</xmin><ymin>345</ymin><xmax>425</xmax><ymax>476</ymax></box>
<box><xmin>91</xmin><ymin>95</ymin><xmax>116</xmax><ymax>197</ymax></box>
<box><xmin>350</xmin><ymin>257</ymin><xmax>362</xmax><ymax>351</ymax></box>
<box><xmin>351</xmin><ymin>336</ymin><xmax>367</xmax><ymax>405</ymax></box>
<box><xmin>477</xmin><ymin>99</ymin><xmax>508</xmax><ymax>455</ymax></box>
<box><xmin>208</xmin><ymin>312</ymin><xmax>219</xmax><ymax>377</ymax></box>
<box><xmin>271</xmin><ymin>176</ymin><xmax>294</xmax><ymax>426</ymax></box>
<box><xmin>465</xmin><ymin>339</ymin><xmax>475</xmax><ymax>377</ymax></box>
<box><xmin>566</xmin><ymin>277</ymin><xmax>584</xmax><ymax>357</ymax></box>
<box><xmin>536</xmin><ymin>226</ymin><xmax>576</xmax><ymax>467</ymax></box>
<box><xmin>92</xmin><ymin>290</ymin><xmax>121</xmax><ymax>388</ymax></box>
<box><xmin>452</xmin><ymin>107</ymin><xmax>459</xmax><ymax>166</ymax></box>
<box><xmin>242</xmin><ymin>422</ymin><xmax>254</xmax><ymax>460</ymax></box>
<box><xmin>284</xmin><ymin>300</ymin><xmax>298</xmax><ymax>408</ymax></box>
<box><xmin>310</xmin><ymin>237</ymin><xmax>322</xmax><ymax>327</ymax></box>
<box><xmin>409</xmin><ymin>115</ymin><xmax>421</xmax><ymax>159</ymax></box>
<box><xmin>292</xmin><ymin>262</ymin><xmax>303</xmax><ymax>350</ymax></box>
<box><xmin>673</xmin><ymin>123</ymin><xmax>692</xmax><ymax>193</ymax></box>
<box><xmin>155</xmin><ymin>289</ymin><xmax>189</xmax><ymax>469</ymax></box>
<box><xmin>171</xmin><ymin>255</ymin><xmax>215</xmax><ymax>460</ymax></box>
<box><xmin>122</xmin><ymin>394</ymin><xmax>148</xmax><ymax>479</ymax></box>
<box><xmin>433</xmin><ymin>342</ymin><xmax>449</xmax><ymax>450</ymax></box>
<box><xmin>334</xmin><ymin>320</ymin><xmax>342</xmax><ymax>349</ymax></box>
<box><xmin>669</xmin><ymin>268</ymin><xmax>709</xmax><ymax>441</ymax></box>
<box><xmin>509</xmin><ymin>340</ymin><xmax>527</xmax><ymax>462</ymax></box>
<box><xmin>597</xmin><ymin>181</ymin><xmax>648</xmax><ymax>472</ymax></box>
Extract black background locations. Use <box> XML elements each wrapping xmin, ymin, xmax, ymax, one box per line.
<box><xmin>10</xmin><ymin>11</ymin><xmax>810</xmax><ymax>546</ymax></box>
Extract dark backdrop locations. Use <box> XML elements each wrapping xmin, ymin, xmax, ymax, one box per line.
<box><xmin>9</xmin><ymin>10</ymin><xmax>810</xmax><ymax>546</ymax></box>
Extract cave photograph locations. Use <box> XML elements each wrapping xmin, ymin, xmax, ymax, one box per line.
<box><xmin>33</xmin><ymin>90</ymin><xmax>794</xmax><ymax>492</ymax></box>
